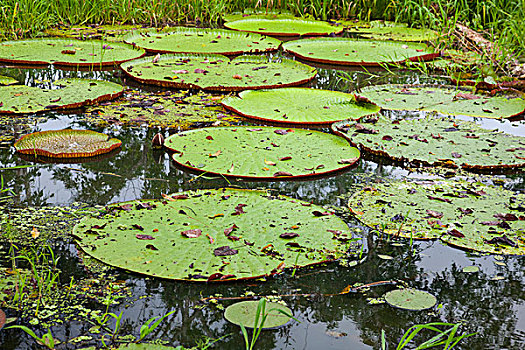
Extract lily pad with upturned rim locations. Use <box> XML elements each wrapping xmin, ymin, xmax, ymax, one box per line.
<box><xmin>73</xmin><ymin>188</ymin><xmax>355</xmax><ymax>282</ymax></box>
<box><xmin>347</xmin><ymin>21</ymin><xmax>439</xmax><ymax>42</ymax></box>
<box><xmin>332</xmin><ymin>115</ymin><xmax>525</xmax><ymax>171</ymax></box>
<box><xmin>164</xmin><ymin>126</ymin><xmax>360</xmax><ymax>180</ymax></box>
<box><xmin>0</xmin><ymin>75</ymin><xmax>17</xmax><ymax>86</ymax></box>
<box><xmin>0</xmin><ymin>38</ymin><xmax>145</xmax><ymax>66</ymax></box>
<box><xmin>347</xmin><ymin>179</ymin><xmax>525</xmax><ymax>255</ymax></box>
<box><xmin>123</xmin><ymin>27</ymin><xmax>281</xmax><ymax>55</ymax></box>
<box><xmin>44</xmin><ymin>24</ymin><xmax>145</xmax><ymax>42</ymax></box>
<box><xmin>282</xmin><ymin>38</ymin><xmax>438</xmax><ymax>66</ymax></box>
<box><xmin>224</xmin><ymin>300</ymin><xmax>292</xmax><ymax>328</ymax></box>
<box><xmin>222</xmin><ymin>9</ymin><xmax>296</xmax><ymax>22</ymax></box>
<box><xmin>384</xmin><ymin>288</ymin><xmax>437</xmax><ymax>310</ymax></box>
<box><xmin>224</xmin><ymin>18</ymin><xmax>343</xmax><ymax>36</ymax></box>
<box><xmin>357</xmin><ymin>84</ymin><xmax>525</xmax><ymax>119</ymax></box>
<box><xmin>121</xmin><ymin>53</ymin><xmax>317</xmax><ymax>91</ymax></box>
<box><xmin>221</xmin><ymin>88</ymin><xmax>380</xmax><ymax>125</ymax></box>
<box><xmin>462</xmin><ymin>266</ymin><xmax>480</xmax><ymax>273</ymax></box>
<box><xmin>86</xmin><ymin>90</ymin><xmax>243</xmax><ymax>128</ymax></box>
<box><xmin>14</xmin><ymin>129</ymin><xmax>122</xmax><ymax>158</ymax></box>
<box><xmin>0</xmin><ymin>78</ymin><xmax>124</xmax><ymax>114</ymax></box>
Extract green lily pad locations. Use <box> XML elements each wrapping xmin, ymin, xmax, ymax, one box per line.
<box><xmin>0</xmin><ymin>38</ymin><xmax>145</xmax><ymax>66</ymax></box>
<box><xmin>224</xmin><ymin>300</ymin><xmax>292</xmax><ymax>328</ymax></box>
<box><xmin>221</xmin><ymin>7</ymin><xmax>296</xmax><ymax>22</ymax></box>
<box><xmin>164</xmin><ymin>126</ymin><xmax>360</xmax><ymax>179</ymax></box>
<box><xmin>332</xmin><ymin>115</ymin><xmax>525</xmax><ymax>170</ymax></box>
<box><xmin>347</xmin><ymin>179</ymin><xmax>525</xmax><ymax>255</ymax></box>
<box><xmin>348</xmin><ymin>21</ymin><xmax>439</xmax><ymax>42</ymax></box>
<box><xmin>73</xmin><ymin>188</ymin><xmax>355</xmax><ymax>281</ymax></box>
<box><xmin>384</xmin><ymin>288</ymin><xmax>437</xmax><ymax>310</ymax></box>
<box><xmin>0</xmin><ymin>75</ymin><xmax>17</xmax><ymax>86</ymax></box>
<box><xmin>86</xmin><ymin>90</ymin><xmax>242</xmax><ymax>128</ymax></box>
<box><xmin>44</xmin><ymin>24</ymin><xmax>145</xmax><ymax>42</ymax></box>
<box><xmin>221</xmin><ymin>88</ymin><xmax>380</xmax><ymax>125</ymax></box>
<box><xmin>0</xmin><ymin>78</ymin><xmax>124</xmax><ymax>114</ymax></box>
<box><xmin>14</xmin><ymin>129</ymin><xmax>122</xmax><ymax>158</ymax></box>
<box><xmin>282</xmin><ymin>38</ymin><xmax>438</xmax><ymax>66</ymax></box>
<box><xmin>222</xmin><ymin>9</ymin><xmax>296</xmax><ymax>22</ymax></box>
<box><xmin>357</xmin><ymin>84</ymin><xmax>525</xmax><ymax>119</ymax></box>
<box><xmin>121</xmin><ymin>54</ymin><xmax>316</xmax><ymax>91</ymax></box>
<box><xmin>224</xmin><ymin>18</ymin><xmax>342</xmax><ymax>36</ymax></box>
<box><xmin>462</xmin><ymin>265</ymin><xmax>480</xmax><ymax>273</ymax></box>
<box><xmin>124</xmin><ymin>27</ymin><xmax>281</xmax><ymax>55</ymax></box>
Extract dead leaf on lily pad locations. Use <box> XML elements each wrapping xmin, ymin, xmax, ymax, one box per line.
<box><xmin>182</xmin><ymin>229</ymin><xmax>202</xmax><ymax>238</ymax></box>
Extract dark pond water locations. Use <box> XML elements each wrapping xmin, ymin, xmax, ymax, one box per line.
<box><xmin>0</xmin><ymin>49</ymin><xmax>524</xmax><ymax>350</ymax></box>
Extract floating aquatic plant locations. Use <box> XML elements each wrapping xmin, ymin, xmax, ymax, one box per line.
<box><xmin>73</xmin><ymin>188</ymin><xmax>355</xmax><ymax>281</ymax></box>
<box><xmin>121</xmin><ymin>53</ymin><xmax>316</xmax><ymax>91</ymax></box>
<box><xmin>0</xmin><ymin>78</ymin><xmax>124</xmax><ymax>114</ymax></box>
<box><xmin>164</xmin><ymin>126</ymin><xmax>360</xmax><ymax>179</ymax></box>
<box><xmin>14</xmin><ymin>129</ymin><xmax>122</xmax><ymax>158</ymax></box>
<box><xmin>221</xmin><ymin>88</ymin><xmax>380</xmax><ymax>125</ymax></box>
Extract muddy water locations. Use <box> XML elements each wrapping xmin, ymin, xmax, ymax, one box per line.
<box><xmin>0</xmin><ymin>52</ymin><xmax>524</xmax><ymax>350</ymax></box>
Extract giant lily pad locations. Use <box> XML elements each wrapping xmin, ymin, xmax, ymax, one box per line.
<box><xmin>0</xmin><ymin>38</ymin><xmax>145</xmax><ymax>66</ymax></box>
<box><xmin>73</xmin><ymin>188</ymin><xmax>355</xmax><ymax>281</ymax></box>
<box><xmin>44</xmin><ymin>24</ymin><xmax>144</xmax><ymax>42</ymax></box>
<box><xmin>0</xmin><ymin>75</ymin><xmax>17</xmax><ymax>86</ymax></box>
<box><xmin>348</xmin><ymin>21</ymin><xmax>439</xmax><ymax>42</ymax></box>
<box><xmin>86</xmin><ymin>90</ymin><xmax>242</xmax><ymax>128</ymax></box>
<box><xmin>224</xmin><ymin>18</ymin><xmax>342</xmax><ymax>36</ymax></box>
<box><xmin>224</xmin><ymin>300</ymin><xmax>292</xmax><ymax>328</ymax></box>
<box><xmin>164</xmin><ymin>126</ymin><xmax>360</xmax><ymax>179</ymax></box>
<box><xmin>384</xmin><ymin>288</ymin><xmax>437</xmax><ymax>310</ymax></box>
<box><xmin>282</xmin><ymin>38</ymin><xmax>438</xmax><ymax>66</ymax></box>
<box><xmin>347</xmin><ymin>179</ymin><xmax>525</xmax><ymax>255</ymax></box>
<box><xmin>121</xmin><ymin>54</ymin><xmax>316</xmax><ymax>91</ymax></box>
<box><xmin>332</xmin><ymin>115</ymin><xmax>525</xmax><ymax>170</ymax></box>
<box><xmin>357</xmin><ymin>84</ymin><xmax>525</xmax><ymax>119</ymax></box>
<box><xmin>123</xmin><ymin>27</ymin><xmax>281</xmax><ymax>55</ymax></box>
<box><xmin>14</xmin><ymin>129</ymin><xmax>121</xmax><ymax>158</ymax></box>
<box><xmin>221</xmin><ymin>88</ymin><xmax>380</xmax><ymax>125</ymax></box>
<box><xmin>223</xmin><ymin>11</ymin><xmax>296</xmax><ymax>22</ymax></box>
<box><xmin>0</xmin><ymin>78</ymin><xmax>124</xmax><ymax>114</ymax></box>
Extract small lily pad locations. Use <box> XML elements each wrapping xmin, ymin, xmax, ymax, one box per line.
<box><xmin>283</xmin><ymin>38</ymin><xmax>438</xmax><ymax>66</ymax></box>
<box><xmin>224</xmin><ymin>18</ymin><xmax>342</xmax><ymax>36</ymax></box>
<box><xmin>384</xmin><ymin>288</ymin><xmax>437</xmax><ymax>310</ymax></box>
<box><xmin>357</xmin><ymin>84</ymin><xmax>525</xmax><ymax>119</ymax></box>
<box><xmin>0</xmin><ymin>38</ymin><xmax>145</xmax><ymax>66</ymax></box>
<box><xmin>121</xmin><ymin>53</ymin><xmax>316</xmax><ymax>91</ymax></box>
<box><xmin>224</xmin><ymin>300</ymin><xmax>292</xmax><ymax>328</ymax></box>
<box><xmin>462</xmin><ymin>265</ymin><xmax>480</xmax><ymax>273</ymax></box>
<box><xmin>124</xmin><ymin>27</ymin><xmax>281</xmax><ymax>55</ymax></box>
<box><xmin>0</xmin><ymin>75</ymin><xmax>17</xmax><ymax>86</ymax></box>
<box><xmin>14</xmin><ymin>129</ymin><xmax>122</xmax><ymax>158</ymax></box>
<box><xmin>164</xmin><ymin>126</ymin><xmax>360</xmax><ymax>180</ymax></box>
<box><xmin>221</xmin><ymin>88</ymin><xmax>380</xmax><ymax>125</ymax></box>
<box><xmin>0</xmin><ymin>78</ymin><xmax>124</xmax><ymax>114</ymax></box>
